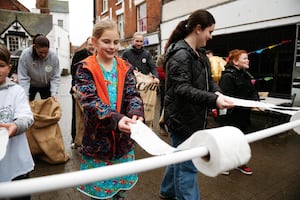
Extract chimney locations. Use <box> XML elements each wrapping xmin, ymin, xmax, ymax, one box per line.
<box><xmin>36</xmin><ymin>0</ymin><xmax>49</xmax><ymax>14</ymax></box>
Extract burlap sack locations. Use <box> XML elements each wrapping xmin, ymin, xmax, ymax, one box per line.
<box><xmin>26</xmin><ymin>98</ymin><xmax>69</xmax><ymax>164</ymax></box>
<box><xmin>134</xmin><ymin>70</ymin><xmax>158</xmax><ymax>126</ymax></box>
<box><xmin>73</xmin><ymin>93</ymin><xmax>84</xmax><ymax>147</ymax></box>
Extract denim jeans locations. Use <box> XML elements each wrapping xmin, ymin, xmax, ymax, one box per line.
<box><xmin>160</xmin><ymin>131</ymin><xmax>200</xmax><ymax>200</ymax></box>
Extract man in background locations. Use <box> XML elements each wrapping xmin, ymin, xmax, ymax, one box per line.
<box><xmin>70</xmin><ymin>37</ymin><xmax>95</xmax><ymax>147</ymax></box>
<box><xmin>122</xmin><ymin>32</ymin><xmax>159</xmax><ymax>84</ymax></box>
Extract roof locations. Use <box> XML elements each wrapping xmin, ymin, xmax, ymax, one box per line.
<box><xmin>0</xmin><ymin>0</ymin><xmax>30</xmax><ymax>12</ymax></box>
<box><xmin>0</xmin><ymin>9</ymin><xmax>52</xmax><ymax>36</ymax></box>
<box><xmin>49</xmin><ymin>0</ymin><xmax>69</xmax><ymax>13</ymax></box>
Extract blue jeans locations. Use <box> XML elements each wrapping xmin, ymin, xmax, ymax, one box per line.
<box><xmin>160</xmin><ymin>131</ymin><xmax>200</xmax><ymax>200</ymax></box>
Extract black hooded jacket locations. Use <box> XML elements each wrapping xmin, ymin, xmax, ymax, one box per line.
<box><xmin>219</xmin><ymin>64</ymin><xmax>258</xmax><ymax>100</ymax></box>
<box><xmin>164</xmin><ymin>40</ymin><xmax>221</xmax><ymax>140</ymax></box>
<box><xmin>219</xmin><ymin>64</ymin><xmax>259</xmax><ymax>132</ymax></box>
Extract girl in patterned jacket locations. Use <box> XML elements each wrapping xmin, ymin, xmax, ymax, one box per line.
<box><xmin>75</xmin><ymin>19</ymin><xmax>144</xmax><ymax>200</ymax></box>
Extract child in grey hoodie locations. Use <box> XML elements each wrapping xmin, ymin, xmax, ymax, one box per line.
<box><xmin>0</xmin><ymin>45</ymin><xmax>34</xmax><ymax>199</ymax></box>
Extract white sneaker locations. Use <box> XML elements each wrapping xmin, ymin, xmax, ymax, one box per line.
<box><xmin>221</xmin><ymin>171</ymin><xmax>230</xmax><ymax>175</ymax></box>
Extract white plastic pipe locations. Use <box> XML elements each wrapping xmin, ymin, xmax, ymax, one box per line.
<box><xmin>245</xmin><ymin>119</ymin><xmax>300</xmax><ymax>143</ymax></box>
<box><xmin>0</xmin><ymin>147</ymin><xmax>208</xmax><ymax>198</ymax></box>
<box><xmin>1</xmin><ymin>120</ymin><xmax>300</xmax><ymax>198</ymax></box>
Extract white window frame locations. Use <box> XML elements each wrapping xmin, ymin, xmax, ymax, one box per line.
<box><xmin>137</xmin><ymin>3</ymin><xmax>147</xmax><ymax>33</ymax></box>
<box><xmin>7</xmin><ymin>35</ymin><xmax>20</xmax><ymax>52</ymax></box>
<box><xmin>117</xmin><ymin>14</ymin><xmax>125</xmax><ymax>39</ymax></box>
<box><xmin>58</xmin><ymin>19</ymin><xmax>63</xmax><ymax>28</ymax></box>
<box><xmin>116</xmin><ymin>0</ymin><xmax>123</xmax><ymax>5</ymax></box>
<box><xmin>102</xmin><ymin>0</ymin><xmax>108</xmax><ymax>13</ymax></box>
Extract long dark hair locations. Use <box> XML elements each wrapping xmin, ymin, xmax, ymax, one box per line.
<box><xmin>164</xmin><ymin>9</ymin><xmax>215</xmax><ymax>52</ymax></box>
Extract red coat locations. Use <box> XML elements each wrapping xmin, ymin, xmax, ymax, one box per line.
<box><xmin>157</xmin><ymin>66</ymin><xmax>166</xmax><ymax>81</ymax></box>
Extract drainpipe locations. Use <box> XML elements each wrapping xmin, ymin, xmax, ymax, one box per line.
<box><xmin>93</xmin><ymin>0</ymin><xmax>96</xmax><ymax>24</ymax></box>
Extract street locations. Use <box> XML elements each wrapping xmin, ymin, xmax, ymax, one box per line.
<box><xmin>29</xmin><ymin>75</ymin><xmax>300</xmax><ymax>200</ymax></box>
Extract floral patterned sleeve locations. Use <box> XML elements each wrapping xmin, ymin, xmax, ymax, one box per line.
<box><xmin>122</xmin><ymin>66</ymin><xmax>144</xmax><ymax>118</ymax></box>
<box><xmin>75</xmin><ymin>63</ymin><xmax>124</xmax><ymax>131</ymax></box>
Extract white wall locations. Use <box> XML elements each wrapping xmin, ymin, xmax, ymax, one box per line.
<box><xmin>160</xmin><ymin>0</ymin><xmax>300</xmax><ymax>52</ymax></box>
<box><xmin>48</xmin><ymin>11</ymin><xmax>71</xmax><ymax>71</ymax></box>
<box><xmin>162</xmin><ymin>0</ymin><xmax>232</xmax><ymax>22</ymax></box>
<box><xmin>48</xmin><ymin>26</ymin><xmax>70</xmax><ymax>71</ymax></box>
<box><xmin>210</xmin><ymin>0</ymin><xmax>300</xmax><ymax>35</ymax></box>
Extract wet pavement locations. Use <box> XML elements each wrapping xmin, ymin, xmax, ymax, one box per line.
<box><xmin>28</xmin><ymin>75</ymin><xmax>300</xmax><ymax>200</ymax></box>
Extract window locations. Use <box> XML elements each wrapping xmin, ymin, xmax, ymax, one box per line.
<box><xmin>117</xmin><ymin>14</ymin><xmax>125</xmax><ymax>39</ymax></box>
<box><xmin>7</xmin><ymin>36</ymin><xmax>20</xmax><ymax>52</ymax></box>
<box><xmin>137</xmin><ymin>3</ymin><xmax>147</xmax><ymax>32</ymax></box>
<box><xmin>57</xmin><ymin>37</ymin><xmax>60</xmax><ymax>48</ymax></box>
<box><xmin>103</xmin><ymin>0</ymin><xmax>108</xmax><ymax>12</ymax></box>
<box><xmin>58</xmin><ymin>19</ymin><xmax>63</xmax><ymax>28</ymax></box>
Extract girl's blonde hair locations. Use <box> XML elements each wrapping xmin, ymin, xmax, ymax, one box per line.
<box><xmin>93</xmin><ymin>19</ymin><xmax>119</xmax><ymax>39</ymax></box>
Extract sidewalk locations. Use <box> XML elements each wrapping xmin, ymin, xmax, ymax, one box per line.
<box><xmin>30</xmin><ymin>75</ymin><xmax>300</xmax><ymax>200</ymax></box>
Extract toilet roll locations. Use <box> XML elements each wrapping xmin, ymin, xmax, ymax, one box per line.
<box><xmin>177</xmin><ymin>126</ymin><xmax>251</xmax><ymax>177</ymax></box>
<box><xmin>130</xmin><ymin>122</ymin><xmax>251</xmax><ymax>177</ymax></box>
<box><xmin>289</xmin><ymin>111</ymin><xmax>300</xmax><ymax>135</ymax></box>
<box><xmin>0</xmin><ymin>127</ymin><xmax>9</xmax><ymax>160</ymax></box>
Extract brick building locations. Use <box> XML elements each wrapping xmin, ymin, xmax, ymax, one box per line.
<box><xmin>95</xmin><ymin>0</ymin><xmax>161</xmax><ymax>59</ymax></box>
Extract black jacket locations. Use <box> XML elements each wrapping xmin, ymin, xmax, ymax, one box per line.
<box><xmin>70</xmin><ymin>48</ymin><xmax>93</xmax><ymax>87</ymax></box>
<box><xmin>164</xmin><ymin>40</ymin><xmax>220</xmax><ymax>140</ymax></box>
<box><xmin>219</xmin><ymin>64</ymin><xmax>258</xmax><ymax>100</ymax></box>
<box><xmin>122</xmin><ymin>46</ymin><xmax>158</xmax><ymax>78</ymax></box>
<box><xmin>219</xmin><ymin>64</ymin><xmax>259</xmax><ymax>132</ymax></box>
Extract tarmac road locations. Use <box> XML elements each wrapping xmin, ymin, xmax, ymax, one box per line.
<box><xmin>28</xmin><ymin>75</ymin><xmax>300</xmax><ymax>200</ymax></box>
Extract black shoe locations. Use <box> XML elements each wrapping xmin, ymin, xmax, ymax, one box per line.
<box><xmin>159</xmin><ymin>194</ymin><xmax>177</xmax><ymax>200</ymax></box>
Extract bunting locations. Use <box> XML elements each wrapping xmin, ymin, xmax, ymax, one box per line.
<box><xmin>248</xmin><ymin>40</ymin><xmax>292</xmax><ymax>55</ymax></box>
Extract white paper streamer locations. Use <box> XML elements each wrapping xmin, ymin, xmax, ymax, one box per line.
<box><xmin>225</xmin><ymin>96</ymin><xmax>274</xmax><ymax>108</ymax></box>
<box><xmin>0</xmin><ymin>128</ymin><xmax>9</xmax><ymax>160</ymax></box>
<box><xmin>129</xmin><ymin>121</ymin><xmax>176</xmax><ymax>155</ymax></box>
<box><xmin>225</xmin><ymin>96</ymin><xmax>300</xmax><ymax>115</ymax></box>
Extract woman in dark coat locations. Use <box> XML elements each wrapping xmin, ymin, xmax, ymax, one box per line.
<box><xmin>159</xmin><ymin>10</ymin><xmax>233</xmax><ymax>200</ymax></box>
<box><xmin>219</xmin><ymin>49</ymin><xmax>259</xmax><ymax>175</ymax></box>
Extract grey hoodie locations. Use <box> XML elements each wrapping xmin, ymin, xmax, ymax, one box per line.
<box><xmin>0</xmin><ymin>77</ymin><xmax>34</xmax><ymax>135</ymax></box>
<box><xmin>0</xmin><ymin>77</ymin><xmax>34</xmax><ymax>181</ymax></box>
<box><xmin>17</xmin><ymin>46</ymin><xmax>60</xmax><ymax>97</ymax></box>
